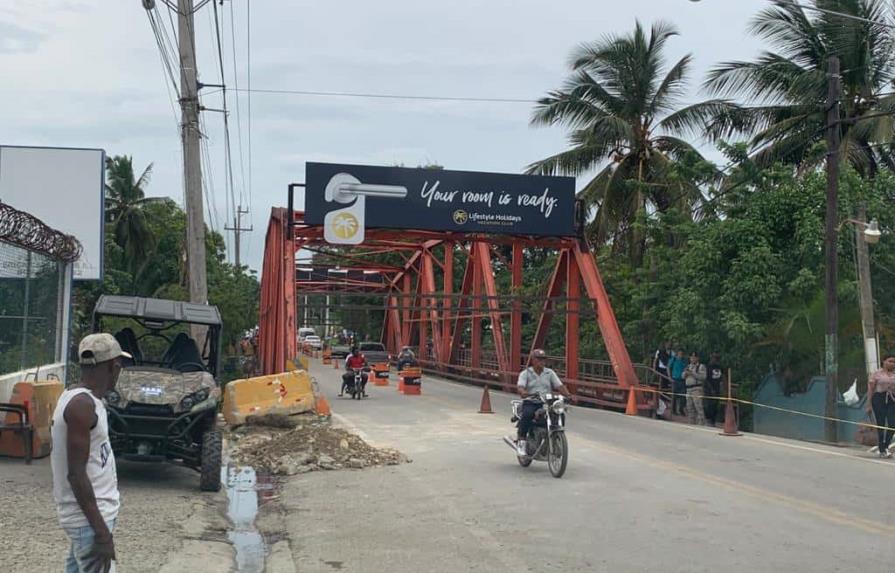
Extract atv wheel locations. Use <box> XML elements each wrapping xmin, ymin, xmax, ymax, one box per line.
<box><xmin>199</xmin><ymin>430</ymin><xmax>223</xmax><ymax>492</ymax></box>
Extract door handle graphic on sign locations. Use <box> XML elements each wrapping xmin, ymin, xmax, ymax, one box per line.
<box><xmin>325</xmin><ymin>173</ymin><xmax>408</xmax><ymax>204</ymax></box>
<box><xmin>323</xmin><ymin>173</ymin><xmax>408</xmax><ymax>245</ymax></box>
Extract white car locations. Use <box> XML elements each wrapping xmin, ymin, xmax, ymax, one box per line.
<box><xmin>304</xmin><ymin>335</ymin><xmax>323</xmax><ymax>350</ymax></box>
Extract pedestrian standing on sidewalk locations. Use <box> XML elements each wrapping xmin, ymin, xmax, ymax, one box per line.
<box><xmin>52</xmin><ymin>334</ymin><xmax>130</xmax><ymax>573</ymax></box>
<box><xmin>683</xmin><ymin>352</ymin><xmax>707</xmax><ymax>425</ymax></box>
<box><xmin>669</xmin><ymin>349</ymin><xmax>688</xmax><ymax>416</ymax></box>
<box><xmin>866</xmin><ymin>354</ymin><xmax>895</xmax><ymax>459</ymax></box>
<box><xmin>653</xmin><ymin>341</ymin><xmax>672</xmax><ymax>390</ymax></box>
<box><xmin>704</xmin><ymin>352</ymin><xmax>724</xmax><ymax>427</ymax></box>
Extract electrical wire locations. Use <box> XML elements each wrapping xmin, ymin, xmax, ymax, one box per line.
<box><xmin>246</xmin><ymin>0</ymin><xmax>253</xmax><ymax>215</ymax></box>
<box><xmin>212</xmin><ymin>0</ymin><xmax>241</xmax><ymax>263</ymax></box>
<box><xmin>228</xmin><ymin>0</ymin><xmax>248</xmax><ymax>211</ymax></box>
<box><xmin>219</xmin><ymin>86</ymin><xmax>536</xmax><ymax>104</ymax></box>
<box><xmin>781</xmin><ymin>0</ymin><xmax>895</xmax><ymax>30</ymax></box>
<box><xmin>155</xmin><ymin>5</ymin><xmax>180</xmax><ymax>71</ymax></box>
<box><xmin>145</xmin><ymin>8</ymin><xmax>181</xmax><ymax>100</ymax></box>
<box><xmin>198</xmin><ymin>115</ymin><xmax>221</xmax><ymax>235</ymax></box>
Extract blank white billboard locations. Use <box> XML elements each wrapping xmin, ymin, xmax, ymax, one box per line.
<box><xmin>0</xmin><ymin>146</ymin><xmax>104</xmax><ymax>280</ymax></box>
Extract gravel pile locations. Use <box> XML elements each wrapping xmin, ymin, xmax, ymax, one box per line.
<box><xmin>228</xmin><ymin>414</ymin><xmax>409</xmax><ymax>475</ymax></box>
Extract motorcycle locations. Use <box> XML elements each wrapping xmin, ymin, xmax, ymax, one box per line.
<box><xmin>502</xmin><ymin>393</ymin><xmax>569</xmax><ymax>478</ymax></box>
<box><xmin>345</xmin><ymin>367</ymin><xmax>370</xmax><ymax>400</ymax></box>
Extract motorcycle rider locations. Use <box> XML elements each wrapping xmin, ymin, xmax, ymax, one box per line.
<box><xmin>516</xmin><ymin>349</ymin><xmax>571</xmax><ymax>456</ymax></box>
<box><xmin>396</xmin><ymin>346</ymin><xmax>417</xmax><ymax>371</ymax></box>
<box><xmin>340</xmin><ymin>345</ymin><xmax>368</xmax><ymax>397</ymax></box>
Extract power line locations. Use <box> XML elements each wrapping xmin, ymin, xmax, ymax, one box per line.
<box><xmin>781</xmin><ymin>0</ymin><xmax>895</xmax><ymax>30</ymax></box>
<box><xmin>145</xmin><ymin>8</ymin><xmax>180</xmax><ymax>100</ymax></box>
<box><xmin>217</xmin><ymin>86</ymin><xmax>536</xmax><ymax>104</ymax></box>
<box><xmin>198</xmin><ymin>119</ymin><xmax>220</xmax><ymax>235</ymax></box>
<box><xmin>227</xmin><ymin>0</ymin><xmax>247</xmax><ymax>211</ymax></box>
<box><xmin>246</xmin><ymin>0</ymin><xmax>253</xmax><ymax>215</ymax></box>
<box><xmin>212</xmin><ymin>0</ymin><xmax>246</xmax><ymax>265</ymax></box>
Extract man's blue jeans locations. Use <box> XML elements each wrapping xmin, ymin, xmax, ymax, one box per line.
<box><xmin>63</xmin><ymin>518</ymin><xmax>116</xmax><ymax>573</ymax></box>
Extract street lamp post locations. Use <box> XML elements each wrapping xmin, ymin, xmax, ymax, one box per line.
<box><xmin>842</xmin><ymin>210</ymin><xmax>882</xmax><ymax>377</ymax></box>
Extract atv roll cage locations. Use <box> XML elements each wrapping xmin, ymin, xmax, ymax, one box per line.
<box><xmin>92</xmin><ymin>295</ymin><xmax>223</xmax><ymax>375</ymax></box>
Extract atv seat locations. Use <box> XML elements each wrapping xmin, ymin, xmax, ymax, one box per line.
<box><xmin>114</xmin><ymin>328</ymin><xmax>142</xmax><ymax>366</ymax></box>
<box><xmin>163</xmin><ymin>333</ymin><xmax>205</xmax><ymax>372</ymax></box>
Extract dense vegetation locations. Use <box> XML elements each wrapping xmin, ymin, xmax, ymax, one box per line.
<box><xmin>72</xmin><ymin>155</ymin><xmax>259</xmax><ymax>381</ymax></box>
<box><xmin>524</xmin><ymin>2</ymin><xmax>895</xmax><ymax>396</ymax></box>
<box><xmin>320</xmin><ymin>2</ymin><xmax>895</xmax><ymax>401</ymax></box>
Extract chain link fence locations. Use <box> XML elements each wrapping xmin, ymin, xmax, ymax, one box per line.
<box><xmin>0</xmin><ymin>202</ymin><xmax>79</xmax><ymax>388</ymax></box>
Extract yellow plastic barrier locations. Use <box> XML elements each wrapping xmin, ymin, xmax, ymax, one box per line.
<box><xmin>222</xmin><ymin>370</ymin><xmax>317</xmax><ymax>426</ymax></box>
<box><xmin>0</xmin><ymin>380</ymin><xmax>64</xmax><ymax>459</ymax></box>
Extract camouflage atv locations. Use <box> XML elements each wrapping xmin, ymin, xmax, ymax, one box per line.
<box><xmin>93</xmin><ymin>295</ymin><xmax>224</xmax><ymax>491</ymax></box>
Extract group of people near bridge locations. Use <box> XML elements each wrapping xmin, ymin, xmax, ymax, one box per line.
<box><xmin>652</xmin><ymin>342</ymin><xmax>726</xmax><ymax>427</ymax></box>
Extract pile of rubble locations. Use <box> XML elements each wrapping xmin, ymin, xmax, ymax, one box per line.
<box><xmin>227</xmin><ymin>414</ymin><xmax>409</xmax><ymax>476</ymax></box>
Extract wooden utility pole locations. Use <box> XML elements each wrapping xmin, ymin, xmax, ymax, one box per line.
<box><xmin>823</xmin><ymin>55</ymin><xmax>841</xmax><ymax>443</ymax></box>
<box><xmin>225</xmin><ymin>205</ymin><xmax>253</xmax><ymax>268</ymax></box>
<box><xmin>178</xmin><ymin>0</ymin><xmax>208</xmax><ymax>307</ymax></box>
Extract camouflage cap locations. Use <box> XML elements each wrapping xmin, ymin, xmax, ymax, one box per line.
<box><xmin>79</xmin><ymin>333</ymin><xmax>132</xmax><ymax>365</ymax></box>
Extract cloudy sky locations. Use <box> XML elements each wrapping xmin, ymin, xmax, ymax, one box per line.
<box><xmin>1</xmin><ymin>0</ymin><xmax>765</xmax><ymax>272</ymax></box>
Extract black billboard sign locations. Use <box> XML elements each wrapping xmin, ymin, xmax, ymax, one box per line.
<box><xmin>304</xmin><ymin>162</ymin><xmax>576</xmax><ymax>244</ymax></box>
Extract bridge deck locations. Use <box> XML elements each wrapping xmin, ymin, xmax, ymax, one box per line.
<box><xmin>280</xmin><ymin>359</ymin><xmax>894</xmax><ymax>573</ymax></box>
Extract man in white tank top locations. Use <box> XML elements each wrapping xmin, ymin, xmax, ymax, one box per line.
<box><xmin>52</xmin><ymin>333</ymin><xmax>130</xmax><ymax>573</ymax></box>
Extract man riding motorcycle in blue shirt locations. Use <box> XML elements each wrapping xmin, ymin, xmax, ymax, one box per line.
<box><xmin>516</xmin><ymin>349</ymin><xmax>571</xmax><ymax>456</ymax></box>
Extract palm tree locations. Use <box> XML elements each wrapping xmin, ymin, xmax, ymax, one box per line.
<box><xmin>105</xmin><ymin>155</ymin><xmax>164</xmax><ymax>273</ymax></box>
<box><xmin>526</xmin><ymin>21</ymin><xmax>729</xmax><ymax>253</ymax></box>
<box><xmin>704</xmin><ymin>0</ymin><xmax>895</xmax><ymax>175</ymax></box>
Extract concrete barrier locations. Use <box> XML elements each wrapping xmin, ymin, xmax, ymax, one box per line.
<box><xmin>222</xmin><ymin>370</ymin><xmax>317</xmax><ymax>426</ymax></box>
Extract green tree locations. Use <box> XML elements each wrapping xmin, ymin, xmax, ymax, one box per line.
<box><xmin>705</xmin><ymin>0</ymin><xmax>895</xmax><ymax>174</ymax></box>
<box><xmin>526</xmin><ymin>21</ymin><xmax>726</xmax><ymax>256</ymax></box>
<box><xmin>105</xmin><ymin>156</ymin><xmax>166</xmax><ymax>277</ymax></box>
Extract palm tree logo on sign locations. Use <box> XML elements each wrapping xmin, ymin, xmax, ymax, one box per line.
<box><xmin>323</xmin><ymin>173</ymin><xmax>408</xmax><ymax>245</ymax></box>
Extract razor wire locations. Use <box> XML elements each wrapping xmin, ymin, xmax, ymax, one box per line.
<box><xmin>0</xmin><ymin>201</ymin><xmax>83</xmax><ymax>262</ymax></box>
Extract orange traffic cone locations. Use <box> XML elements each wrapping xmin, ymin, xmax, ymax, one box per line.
<box><xmin>315</xmin><ymin>393</ymin><xmax>331</xmax><ymax>417</ymax></box>
<box><xmin>625</xmin><ymin>386</ymin><xmax>638</xmax><ymax>416</ymax></box>
<box><xmin>720</xmin><ymin>398</ymin><xmax>741</xmax><ymax>437</ymax></box>
<box><xmin>478</xmin><ymin>386</ymin><xmax>494</xmax><ymax>414</ymax></box>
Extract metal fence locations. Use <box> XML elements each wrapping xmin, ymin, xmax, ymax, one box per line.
<box><xmin>0</xmin><ymin>202</ymin><xmax>79</xmax><ymax>382</ymax></box>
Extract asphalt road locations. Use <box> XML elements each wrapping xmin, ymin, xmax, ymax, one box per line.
<box><xmin>282</xmin><ymin>360</ymin><xmax>895</xmax><ymax>573</ymax></box>
<box><xmin>0</xmin><ymin>454</ymin><xmax>234</xmax><ymax>572</ymax></box>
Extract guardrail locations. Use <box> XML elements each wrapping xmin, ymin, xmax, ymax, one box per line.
<box><xmin>415</xmin><ymin>356</ymin><xmax>659</xmax><ymax>415</ymax></box>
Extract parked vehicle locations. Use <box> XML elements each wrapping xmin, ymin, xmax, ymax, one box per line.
<box><xmin>358</xmin><ymin>341</ymin><xmax>390</xmax><ymax>364</ymax></box>
<box><xmin>331</xmin><ymin>340</ymin><xmax>351</xmax><ymax>358</ymax></box>
<box><xmin>503</xmin><ymin>393</ymin><xmax>569</xmax><ymax>478</ymax></box>
<box><xmin>93</xmin><ymin>295</ymin><xmax>223</xmax><ymax>491</ymax></box>
<box><xmin>298</xmin><ymin>327</ymin><xmax>316</xmax><ymax>342</ymax></box>
<box><xmin>304</xmin><ymin>335</ymin><xmax>322</xmax><ymax>350</ymax></box>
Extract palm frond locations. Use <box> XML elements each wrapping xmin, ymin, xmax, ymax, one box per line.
<box><xmin>659</xmin><ymin>99</ymin><xmax>741</xmax><ymax>139</ymax></box>
<box><xmin>649</xmin><ymin>54</ymin><xmax>692</xmax><ymax>116</ymax></box>
<box><xmin>749</xmin><ymin>1</ymin><xmax>825</xmax><ymax>67</ymax></box>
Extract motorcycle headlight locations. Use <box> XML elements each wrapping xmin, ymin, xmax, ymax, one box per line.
<box><xmin>551</xmin><ymin>400</ymin><xmax>566</xmax><ymax>414</ymax></box>
<box><xmin>106</xmin><ymin>390</ymin><xmax>120</xmax><ymax>405</ymax></box>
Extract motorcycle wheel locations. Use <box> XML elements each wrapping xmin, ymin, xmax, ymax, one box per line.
<box><xmin>547</xmin><ymin>432</ymin><xmax>568</xmax><ymax>478</ymax></box>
